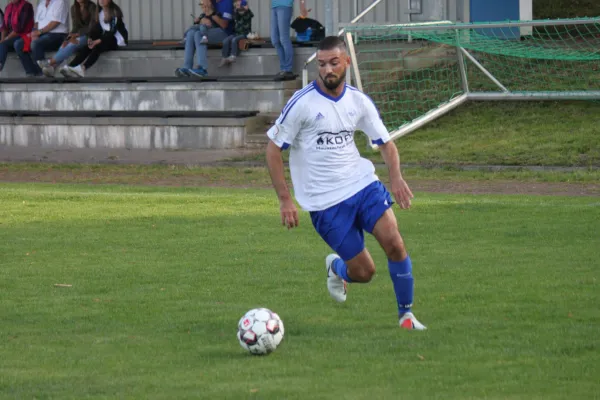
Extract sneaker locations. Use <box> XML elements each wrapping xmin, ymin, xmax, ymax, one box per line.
<box><xmin>200</xmin><ymin>35</ymin><xmax>208</xmax><ymax>44</ymax></box>
<box><xmin>68</xmin><ymin>65</ymin><xmax>85</xmax><ymax>78</ymax></box>
<box><xmin>36</xmin><ymin>59</ymin><xmax>50</xmax><ymax>70</ymax></box>
<box><xmin>187</xmin><ymin>67</ymin><xmax>208</xmax><ymax>77</ymax></box>
<box><xmin>174</xmin><ymin>67</ymin><xmax>190</xmax><ymax>77</ymax></box>
<box><xmin>42</xmin><ymin>64</ymin><xmax>56</xmax><ymax>77</ymax></box>
<box><xmin>399</xmin><ymin>312</ymin><xmax>427</xmax><ymax>330</ymax></box>
<box><xmin>227</xmin><ymin>55</ymin><xmax>237</xmax><ymax>63</ymax></box>
<box><xmin>59</xmin><ymin>65</ymin><xmax>73</xmax><ymax>77</ymax></box>
<box><xmin>325</xmin><ymin>254</ymin><xmax>347</xmax><ymax>303</ymax></box>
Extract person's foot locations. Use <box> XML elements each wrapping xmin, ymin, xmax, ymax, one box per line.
<box><xmin>325</xmin><ymin>254</ymin><xmax>347</xmax><ymax>303</ymax></box>
<box><xmin>59</xmin><ymin>65</ymin><xmax>74</xmax><ymax>77</ymax></box>
<box><xmin>399</xmin><ymin>312</ymin><xmax>427</xmax><ymax>330</ymax></box>
<box><xmin>175</xmin><ymin>67</ymin><xmax>190</xmax><ymax>77</ymax></box>
<box><xmin>36</xmin><ymin>59</ymin><xmax>50</xmax><ymax>70</ymax></box>
<box><xmin>187</xmin><ymin>67</ymin><xmax>208</xmax><ymax>77</ymax></box>
<box><xmin>274</xmin><ymin>71</ymin><xmax>296</xmax><ymax>81</ymax></box>
<box><xmin>227</xmin><ymin>55</ymin><xmax>237</xmax><ymax>64</ymax></box>
<box><xmin>42</xmin><ymin>64</ymin><xmax>56</xmax><ymax>77</ymax></box>
<box><xmin>200</xmin><ymin>35</ymin><xmax>208</xmax><ymax>44</ymax></box>
<box><xmin>68</xmin><ymin>65</ymin><xmax>85</xmax><ymax>78</ymax></box>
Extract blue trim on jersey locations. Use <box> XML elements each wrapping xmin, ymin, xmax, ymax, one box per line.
<box><xmin>281</xmin><ymin>85</ymin><xmax>314</xmax><ymax>117</ymax></box>
<box><xmin>279</xmin><ymin>87</ymin><xmax>315</xmax><ymax>124</ymax></box>
<box><xmin>281</xmin><ymin>143</ymin><xmax>290</xmax><ymax>150</ymax></box>
<box><xmin>313</xmin><ymin>80</ymin><xmax>346</xmax><ymax>102</ymax></box>
<box><xmin>372</xmin><ymin>138</ymin><xmax>385</xmax><ymax>145</ymax></box>
<box><xmin>346</xmin><ymin>85</ymin><xmax>382</xmax><ymax>118</ymax></box>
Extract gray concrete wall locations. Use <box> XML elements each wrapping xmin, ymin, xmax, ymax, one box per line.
<box><xmin>0</xmin><ymin>47</ymin><xmax>317</xmax><ymax>78</ymax></box>
<box><xmin>0</xmin><ymin>80</ymin><xmax>300</xmax><ymax>113</ymax></box>
<box><xmin>0</xmin><ymin>116</ymin><xmax>250</xmax><ymax>149</ymax></box>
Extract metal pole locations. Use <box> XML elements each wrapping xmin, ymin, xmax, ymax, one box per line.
<box><xmin>324</xmin><ymin>0</ymin><xmax>334</xmax><ymax>36</ymax></box>
<box><xmin>455</xmin><ymin>31</ymin><xmax>469</xmax><ymax>93</ymax></box>
<box><xmin>345</xmin><ymin>32</ymin><xmax>363</xmax><ymax>92</ymax></box>
<box><xmin>467</xmin><ymin>92</ymin><xmax>600</xmax><ymax>101</ymax></box>
<box><xmin>460</xmin><ymin>48</ymin><xmax>509</xmax><ymax>93</ymax></box>
<box><xmin>375</xmin><ymin>94</ymin><xmax>469</xmax><ymax>148</ymax></box>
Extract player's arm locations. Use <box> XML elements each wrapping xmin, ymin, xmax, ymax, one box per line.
<box><xmin>265</xmin><ymin>102</ymin><xmax>304</xmax><ymax>229</ymax></box>
<box><xmin>357</xmin><ymin>95</ymin><xmax>414</xmax><ymax>209</ymax></box>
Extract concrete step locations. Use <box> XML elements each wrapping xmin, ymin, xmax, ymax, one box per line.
<box><xmin>0</xmin><ymin>79</ymin><xmax>302</xmax><ymax>114</ymax></box>
<box><xmin>0</xmin><ymin>47</ymin><xmax>318</xmax><ymax>78</ymax></box>
<box><xmin>0</xmin><ymin>111</ymin><xmax>264</xmax><ymax>150</ymax></box>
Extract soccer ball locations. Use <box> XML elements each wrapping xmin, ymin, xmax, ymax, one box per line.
<box><xmin>237</xmin><ymin>308</ymin><xmax>285</xmax><ymax>355</ymax></box>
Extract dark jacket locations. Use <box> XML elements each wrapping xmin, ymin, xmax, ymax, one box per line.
<box><xmin>90</xmin><ymin>10</ymin><xmax>128</xmax><ymax>45</ymax></box>
<box><xmin>70</xmin><ymin>1</ymin><xmax>98</xmax><ymax>36</ymax></box>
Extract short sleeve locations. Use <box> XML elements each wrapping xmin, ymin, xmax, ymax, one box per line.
<box><xmin>356</xmin><ymin>94</ymin><xmax>390</xmax><ymax>146</ymax></box>
<box><xmin>266</xmin><ymin>96</ymin><xmax>305</xmax><ymax>150</ymax></box>
<box><xmin>49</xmin><ymin>0</ymin><xmax>68</xmax><ymax>24</ymax></box>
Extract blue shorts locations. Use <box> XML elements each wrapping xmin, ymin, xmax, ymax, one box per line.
<box><xmin>310</xmin><ymin>181</ymin><xmax>394</xmax><ymax>261</ymax></box>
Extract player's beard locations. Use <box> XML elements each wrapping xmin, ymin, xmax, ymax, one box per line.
<box><xmin>321</xmin><ymin>68</ymin><xmax>346</xmax><ymax>91</ymax></box>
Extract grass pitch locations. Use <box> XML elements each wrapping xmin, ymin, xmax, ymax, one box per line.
<box><xmin>1</xmin><ymin>183</ymin><xmax>598</xmax><ymax>399</ymax></box>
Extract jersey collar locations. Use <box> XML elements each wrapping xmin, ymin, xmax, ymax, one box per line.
<box><xmin>312</xmin><ymin>80</ymin><xmax>346</xmax><ymax>102</ymax></box>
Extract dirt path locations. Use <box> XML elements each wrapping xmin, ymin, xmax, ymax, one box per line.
<box><xmin>0</xmin><ymin>145</ymin><xmax>598</xmax><ymax>196</ymax></box>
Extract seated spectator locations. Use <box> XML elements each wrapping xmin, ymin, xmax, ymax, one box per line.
<box><xmin>0</xmin><ymin>0</ymin><xmax>35</xmax><ymax>73</ymax></box>
<box><xmin>219</xmin><ymin>0</ymin><xmax>254</xmax><ymax>67</ymax></box>
<box><xmin>14</xmin><ymin>0</ymin><xmax>69</xmax><ymax>77</ymax></box>
<box><xmin>175</xmin><ymin>0</ymin><xmax>234</xmax><ymax>78</ymax></box>
<box><xmin>39</xmin><ymin>0</ymin><xmax>98</xmax><ymax>77</ymax></box>
<box><xmin>62</xmin><ymin>0</ymin><xmax>127</xmax><ymax>78</ymax></box>
<box><xmin>0</xmin><ymin>8</ymin><xmax>5</xmax><ymax>41</ymax></box>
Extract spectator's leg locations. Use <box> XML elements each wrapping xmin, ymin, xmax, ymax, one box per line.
<box><xmin>69</xmin><ymin>45</ymin><xmax>92</xmax><ymax>67</ymax></box>
<box><xmin>83</xmin><ymin>36</ymin><xmax>117</xmax><ymax>70</ymax></box>
<box><xmin>14</xmin><ymin>38</ymin><xmax>40</xmax><ymax>76</ymax></box>
<box><xmin>231</xmin><ymin>35</ymin><xmax>246</xmax><ymax>57</ymax></box>
<box><xmin>277</xmin><ymin>6</ymin><xmax>294</xmax><ymax>72</ymax></box>
<box><xmin>0</xmin><ymin>37</ymin><xmax>18</xmax><ymax>71</ymax></box>
<box><xmin>31</xmin><ymin>33</ymin><xmax>66</xmax><ymax>74</ymax></box>
<box><xmin>221</xmin><ymin>35</ymin><xmax>233</xmax><ymax>58</ymax></box>
<box><xmin>196</xmin><ymin>28</ymin><xmax>228</xmax><ymax>72</ymax></box>
<box><xmin>53</xmin><ymin>35</ymin><xmax>87</xmax><ymax>66</ymax></box>
<box><xmin>270</xmin><ymin>7</ymin><xmax>284</xmax><ymax>72</ymax></box>
<box><xmin>182</xmin><ymin>29</ymin><xmax>198</xmax><ymax>69</ymax></box>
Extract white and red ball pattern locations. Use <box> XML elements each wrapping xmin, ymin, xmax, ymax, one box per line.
<box><xmin>237</xmin><ymin>308</ymin><xmax>284</xmax><ymax>355</ymax></box>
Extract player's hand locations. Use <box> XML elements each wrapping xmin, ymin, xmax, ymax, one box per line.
<box><xmin>390</xmin><ymin>177</ymin><xmax>414</xmax><ymax>210</ymax></box>
<box><xmin>279</xmin><ymin>199</ymin><xmax>299</xmax><ymax>230</ymax></box>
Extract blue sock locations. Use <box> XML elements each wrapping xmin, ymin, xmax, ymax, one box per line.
<box><xmin>332</xmin><ymin>258</ymin><xmax>353</xmax><ymax>283</ymax></box>
<box><xmin>388</xmin><ymin>256</ymin><xmax>414</xmax><ymax>316</ymax></box>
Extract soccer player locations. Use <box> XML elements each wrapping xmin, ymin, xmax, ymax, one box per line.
<box><xmin>265</xmin><ymin>36</ymin><xmax>426</xmax><ymax>330</ymax></box>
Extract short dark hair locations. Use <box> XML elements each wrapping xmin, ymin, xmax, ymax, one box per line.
<box><xmin>317</xmin><ymin>36</ymin><xmax>347</xmax><ymax>52</ymax></box>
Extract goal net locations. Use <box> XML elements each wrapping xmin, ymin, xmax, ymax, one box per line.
<box><xmin>343</xmin><ymin>18</ymin><xmax>600</xmax><ymax>146</ymax></box>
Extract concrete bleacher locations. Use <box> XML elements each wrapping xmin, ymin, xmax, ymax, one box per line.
<box><xmin>0</xmin><ymin>43</ymin><xmax>317</xmax><ymax>150</ymax></box>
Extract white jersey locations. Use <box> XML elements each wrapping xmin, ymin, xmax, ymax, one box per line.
<box><xmin>267</xmin><ymin>81</ymin><xmax>391</xmax><ymax>212</ymax></box>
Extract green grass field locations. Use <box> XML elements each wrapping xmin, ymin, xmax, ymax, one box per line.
<box><xmin>1</xmin><ymin>183</ymin><xmax>598</xmax><ymax>399</ymax></box>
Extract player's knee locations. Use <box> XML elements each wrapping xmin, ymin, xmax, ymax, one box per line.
<box><xmin>383</xmin><ymin>237</ymin><xmax>407</xmax><ymax>262</ymax></box>
<box><xmin>352</xmin><ymin>263</ymin><xmax>376</xmax><ymax>283</ymax></box>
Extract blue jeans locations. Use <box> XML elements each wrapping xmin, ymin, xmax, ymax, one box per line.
<box><xmin>183</xmin><ymin>26</ymin><xmax>228</xmax><ymax>70</ymax></box>
<box><xmin>15</xmin><ymin>32</ymin><xmax>67</xmax><ymax>75</ymax></box>
<box><xmin>271</xmin><ymin>6</ymin><xmax>294</xmax><ymax>72</ymax></box>
<box><xmin>53</xmin><ymin>35</ymin><xmax>88</xmax><ymax>65</ymax></box>
<box><xmin>222</xmin><ymin>34</ymin><xmax>246</xmax><ymax>58</ymax></box>
<box><xmin>0</xmin><ymin>36</ymin><xmax>19</xmax><ymax>69</ymax></box>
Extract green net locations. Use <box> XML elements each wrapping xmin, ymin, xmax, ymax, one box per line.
<box><xmin>344</xmin><ymin>18</ymin><xmax>600</xmax><ymax>133</ymax></box>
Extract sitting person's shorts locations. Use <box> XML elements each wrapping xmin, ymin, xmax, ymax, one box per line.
<box><xmin>310</xmin><ymin>180</ymin><xmax>394</xmax><ymax>261</ymax></box>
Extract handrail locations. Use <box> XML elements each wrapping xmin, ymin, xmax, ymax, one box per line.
<box><xmin>301</xmin><ymin>0</ymin><xmax>386</xmax><ymax>87</ymax></box>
